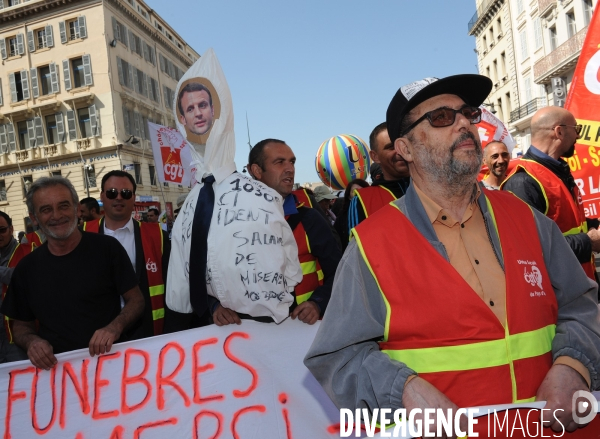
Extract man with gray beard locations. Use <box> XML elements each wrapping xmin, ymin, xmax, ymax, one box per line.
<box><xmin>0</xmin><ymin>177</ymin><xmax>144</xmax><ymax>370</ymax></box>
<box><xmin>305</xmin><ymin>75</ymin><xmax>600</xmax><ymax>435</ymax></box>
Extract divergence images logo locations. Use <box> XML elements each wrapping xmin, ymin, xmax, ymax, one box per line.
<box><xmin>572</xmin><ymin>390</ymin><xmax>598</xmax><ymax>425</ymax></box>
<box><xmin>524</xmin><ymin>265</ymin><xmax>543</xmax><ymax>289</ymax></box>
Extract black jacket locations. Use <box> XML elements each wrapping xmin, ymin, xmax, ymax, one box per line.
<box><xmin>502</xmin><ymin>148</ymin><xmax>597</xmax><ymax>264</ymax></box>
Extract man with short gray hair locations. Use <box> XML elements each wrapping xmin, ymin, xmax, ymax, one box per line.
<box><xmin>1</xmin><ymin>176</ymin><xmax>144</xmax><ymax>369</ymax></box>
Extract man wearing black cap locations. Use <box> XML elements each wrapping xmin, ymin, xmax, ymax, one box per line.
<box><xmin>347</xmin><ymin>122</ymin><xmax>410</xmax><ymax>231</ymax></box>
<box><xmin>305</xmin><ymin>75</ymin><xmax>600</xmax><ymax>434</ymax></box>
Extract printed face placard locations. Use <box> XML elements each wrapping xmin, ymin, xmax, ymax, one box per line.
<box><xmin>175</xmin><ymin>77</ymin><xmax>221</xmax><ymax>145</ymax></box>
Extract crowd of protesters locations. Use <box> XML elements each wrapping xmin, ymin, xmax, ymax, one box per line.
<box><xmin>0</xmin><ymin>73</ymin><xmax>599</xmax><ymax>433</ymax></box>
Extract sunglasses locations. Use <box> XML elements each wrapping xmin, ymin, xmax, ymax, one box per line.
<box><xmin>401</xmin><ymin>106</ymin><xmax>482</xmax><ymax>136</ymax></box>
<box><xmin>556</xmin><ymin>124</ymin><xmax>583</xmax><ymax>135</ymax></box>
<box><xmin>0</xmin><ymin>227</ymin><xmax>9</xmax><ymax>234</ymax></box>
<box><xmin>105</xmin><ymin>188</ymin><xmax>133</xmax><ymax>200</ymax></box>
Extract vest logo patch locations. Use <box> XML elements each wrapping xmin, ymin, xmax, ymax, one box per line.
<box><xmin>146</xmin><ymin>258</ymin><xmax>158</xmax><ymax>273</ymax></box>
<box><xmin>519</xmin><ymin>259</ymin><xmax>546</xmax><ymax>297</ymax></box>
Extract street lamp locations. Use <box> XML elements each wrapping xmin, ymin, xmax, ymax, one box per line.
<box><xmin>482</xmin><ymin>101</ymin><xmax>497</xmax><ymax>114</ymax></box>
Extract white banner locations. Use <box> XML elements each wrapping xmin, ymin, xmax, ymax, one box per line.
<box><xmin>477</xmin><ymin>106</ymin><xmax>516</xmax><ymax>153</ymax></box>
<box><xmin>148</xmin><ymin>122</ymin><xmax>195</xmax><ymax>187</ymax></box>
<box><xmin>0</xmin><ymin>320</ymin><xmax>341</xmax><ymax>439</ymax></box>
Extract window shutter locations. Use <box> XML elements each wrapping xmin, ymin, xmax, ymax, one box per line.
<box><xmin>45</xmin><ymin>25</ymin><xmax>54</xmax><ymax>48</ymax></box>
<box><xmin>7</xmin><ymin>123</ymin><xmax>15</xmax><ymax>152</ymax></box>
<box><xmin>49</xmin><ymin>62</ymin><xmax>59</xmax><ymax>93</ymax></box>
<box><xmin>0</xmin><ymin>40</ymin><xmax>6</xmax><ymax>59</ymax></box>
<box><xmin>30</xmin><ymin>67</ymin><xmax>39</xmax><ymax>98</ymax></box>
<box><xmin>8</xmin><ymin>73</ymin><xmax>17</xmax><ymax>102</ymax></box>
<box><xmin>27</xmin><ymin>119</ymin><xmax>35</xmax><ymax>148</ymax></box>
<box><xmin>122</xmin><ymin>25</ymin><xmax>129</xmax><ymax>48</ymax></box>
<box><xmin>0</xmin><ymin>125</ymin><xmax>6</xmax><ymax>154</ymax></box>
<box><xmin>56</xmin><ymin>112</ymin><xmax>65</xmax><ymax>143</ymax></box>
<box><xmin>34</xmin><ymin>116</ymin><xmax>44</xmax><ymax>147</ymax></box>
<box><xmin>20</xmin><ymin>69</ymin><xmax>29</xmax><ymax>99</ymax></box>
<box><xmin>142</xmin><ymin>116</ymin><xmax>149</xmax><ymax>140</ymax></box>
<box><xmin>133</xmin><ymin>111</ymin><xmax>140</xmax><ymax>137</ymax></box>
<box><xmin>17</xmin><ymin>33</ymin><xmax>25</xmax><ymax>55</ymax></box>
<box><xmin>59</xmin><ymin>21</ymin><xmax>67</xmax><ymax>44</ymax></box>
<box><xmin>142</xmin><ymin>40</ymin><xmax>149</xmax><ymax>62</ymax></box>
<box><xmin>66</xmin><ymin>110</ymin><xmax>77</xmax><ymax>140</ymax></box>
<box><xmin>116</xmin><ymin>57</ymin><xmax>124</xmax><ymax>86</ymax></box>
<box><xmin>0</xmin><ymin>78</ymin><xmax>3</xmax><ymax>106</ymax></box>
<box><xmin>163</xmin><ymin>85</ymin><xmax>169</xmax><ymax>108</ymax></box>
<box><xmin>149</xmin><ymin>46</ymin><xmax>155</xmax><ymax>65</ymax></box>
<box><xmin>168</xmin><ymin>60</ymin><xmax>175</xmax><ymax>78</ymax></box>
<box><xmin>128</xmin><ymin>29</ymin><xmax>136</xmax><ymax>53</ymax></box>
<box><xmin>159</xmin><ymin>53</ymin><xmax>165</xmax><ymax>73</ymax></box>
<box><xmin>82</xmin><ymin>54</ymin><xmax>93</xmax><ymax>86</ymax></box>
<box><xmin>89</xmin><ymin>104</ymin><xmax>99</xmax><ymax>137</ymax></box>
<box><xmin>27</xmin><ymin>30</ymin><xmax>35</xmax><ymax>52</ymax></box>
<box><xmin>0</xmin><ymin>0</ymin><xmax>4</xmax><ymax>10</ymax></box>
<box><xmin>133</xmin><ymin>68</ymin><xmax>139</xmax><ymax>94</ymax></box>
<box><xmin>62</xmin><ymin>59</ymin><xmax>71</xmax><ymax>91</ymax></box>
<box><xmin>77</xmin><ymin>16</ymin><xmax>87</xmax><ymax>39</ymax></box>
<box><xmin>129</xmin><ymin>64</ymin><xmax>135</xmax><ymax>91</ymax></box>
<box><xmin>123</xmin><ymin>105</ymin><xmax>130</xmax><ymax>135</ymax></box>
<box><xmin>146</xmin><ymin>75</ymin><xmax>153</xmax><ymax>101</ymax></box>
<box><xmin>112</xmin><ymin>17</ymin><xmax>119</xmax><ymax>41</ymax></box>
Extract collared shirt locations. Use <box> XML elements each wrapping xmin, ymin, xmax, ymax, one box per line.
<box><xmin>103</xmin><ymin>217</ymin><xmax>136</xmax><ymax>271</ymax></box>
<box><xmin>413</xmin><ymin>183</ymin><xmax>507</xmax><ymax>324</ymax></box>
<box><xmin>481</xmin><ymin>177</ymin><xmax>499</xmax><ymax>190</ymax></box>
<box><xmin>528</xmin><ymin>145</ymin><xmax>563</xmax><ymax>167</ymax></box>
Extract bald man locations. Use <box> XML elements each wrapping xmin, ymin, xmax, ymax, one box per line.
<box><xmin>502</xmin><ymin>106</ymin><xmax>600</xmax><ymax>279</ymax></box>
<box><xmin>481</xmin><ymin>141</ymin><xmax>510</xmax><ymax>190</ymax></box>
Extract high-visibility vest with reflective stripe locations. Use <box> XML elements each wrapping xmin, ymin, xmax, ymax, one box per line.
<box><xmin>83</xmin><ymin>218</ymin><xmax>165</xmax><ymax>335</ymax></box>
<box><xmin>354</xmin><ymin>186</ymin><xmax>397</xmax><ymax>219</ymax></box>
<box><xmin>292</xmin><ymin>189</ymin><xmax>313</xmax><ymax>208</ymax></box>
<box><xmin>2</xmin><ymin>243</ymin><xmax>32</xmax><ymax>343</ymax></box>
<box><xmin>292</xmin><ymin>220</ymin><xmax>323</xmax><ymax>304</ymax></box>
<box><xmin>25</xmin><ymin>230</ymin><xmax>43</xmax><ymax>251</ymax></box>
<box><xmin>502</xmin><ymin>159</ymin><xmax>595</xmax><ymax>279</ymax></box>
<box><xmin>352</xmin><ymin>190</ymin><xmax>557</xmax><ymax>408</ymax></box>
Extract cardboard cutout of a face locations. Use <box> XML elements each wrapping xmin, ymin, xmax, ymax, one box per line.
<box><xmin>176</xmin><ymin>78</ymin><xmax>221</xmax><ymax>144</ymax></box>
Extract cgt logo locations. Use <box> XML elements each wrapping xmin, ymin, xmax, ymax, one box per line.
<box><xmin>584</xmin><ymin>49</ymin><xmax>600</xmax><ymax>95</ymax></box>
<box><xmin>164</xmin><ymin>162</ymin><xmax>184</xmax><ymax>181</ymax></box>
<box><xmin>146</xmin><ymin>258</ymin><xmax>158</xmax><ymax>273</ymax></box>
<box><xmin>572</xmin><ymin>390</ymin><xmax>598</xmax><ymax>425</ymax></box>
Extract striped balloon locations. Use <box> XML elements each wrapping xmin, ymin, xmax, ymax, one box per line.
<box><xmin>315</xmin><ymin>134</ymin><xmax>370</xmax><ymax>190</ymax></box>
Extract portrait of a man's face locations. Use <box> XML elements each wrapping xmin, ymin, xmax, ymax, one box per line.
<box><xmin>176</xmin><ymin>78</ymin><xmax>221</xmax><ymax>143</ymax></box>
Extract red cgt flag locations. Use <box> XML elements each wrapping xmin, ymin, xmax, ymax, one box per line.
<box><xmin>565</xmin><ymin>8</ymin><xmax>600</xmax><ymax>218</ymax></box>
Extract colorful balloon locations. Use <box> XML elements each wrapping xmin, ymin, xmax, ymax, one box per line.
<box><xmin>315</xmin><ymin>134</ymin><xmax>370</xmax><ymax>190</ymax></box>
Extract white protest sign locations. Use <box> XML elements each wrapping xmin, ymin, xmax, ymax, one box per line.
<box><xmin>148</xmin><ymin>122</ymin><xmax>195</xmax><ymax>187</ymax></box>
<box><xmin>0</xmin><ymin>320</ymin><xmax>342</xmax><ymax>439</ymax></box>
<box><xmin>476</xmin><ymin>106</ymin><xmax>516</xmax><ymax>153</ymax></box>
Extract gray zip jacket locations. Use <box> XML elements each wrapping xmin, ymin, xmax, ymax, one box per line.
<box><xmin>304</xmin><ymin>183</ymin><xmax>600</xmax><ymax>411</ymax></box>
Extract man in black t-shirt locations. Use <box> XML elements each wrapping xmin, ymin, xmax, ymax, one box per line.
<box><xmin>0</xmin><ymin>177</ymin><xmax>144</xmax><ymax>370</ymax></box>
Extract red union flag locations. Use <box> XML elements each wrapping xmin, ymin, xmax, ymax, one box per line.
<box><xmin>565</xmin><ymin>9</ymin><xmax>600</xmax><ymax>218</ymax></box>
<box><xmin>148</xmin><ymin>122</ymin><xmax>194</xmax><ymax>187</ymax></box>
<box><xmin>476</xmin><ymin>106</ymin><xmax>516</xmax><ymax>151</ymax></box>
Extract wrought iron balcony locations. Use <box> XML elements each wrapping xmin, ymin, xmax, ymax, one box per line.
<box><xmin>509</xmin><ymin>97</ymin><xmax>547</xmax><ymax>123</ymax></box>
<box><xmin>533</xmin><ymin>27</ymin><xmax>587</xmax><ymax>83</ymax></box>
<box><xmin>467</xmin><ymin>0</ymin><xmax>501</xmax><ymax>34</ymax></box>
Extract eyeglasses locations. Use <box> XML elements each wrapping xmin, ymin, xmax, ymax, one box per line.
<box><xmin>0</xmin><ymin>227</ymin><xmax>9</xmax><ymax>234</ymax></box>
<box><xmin>555</xmin><ymin>124</ymin><xmax>583</xmax><ymax>135</ymax></box>
<box><xmin>401</xmin><ymin>106</ymin><xmax>482</xmax><ymax>136</ymax></box>
<box><xmin>105</xmin><ymin>188</ymin><xmax>133</xmax><ymax>200</ymax></box>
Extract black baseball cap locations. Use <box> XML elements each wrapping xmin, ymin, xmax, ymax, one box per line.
<box><xmin>386</xmin><ymin>74</ymin><xmax>493</xmax><ymax>143</ymax></box>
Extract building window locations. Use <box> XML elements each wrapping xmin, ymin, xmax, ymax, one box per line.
<box><xmin>497</xmin><ymin>17</ymin><xmax>503</xmax><ymax>35</ymax></box>
<box><xmin>149</xmin><ymin>165</ymin><xmax>156</xmax><ymax>185</ymax></box>
<box><xmin>46</xmin><ymin>114</ymin><xmax>58</xmax><ymax>144</ymax></box>
<box><xmin>505</xmin><ymin>92</ymin><xmax>512</xmax><ymax>114</ymax></box>
<box><xmin>534</xmin><ymin>17</ymin><xmax>543</xmax><ymax>49</ymax></box>
<box><xmin>482</xmin><ymin>35</ymin><xmax>487</xmax><ymax>50</ymax></box>
<box><xmin>84</xmin><ymin>164</ymin><xmax>96</xmax><ymax>188</ymax></box>
<box><xmin>584</xmin><ymin>0</ymin><xmax>594</xmax><ymax>26</ymax></box>
<box><xmin>71</xmin><ymin>57</ymin><xmax>85</xmax><ymax>88</ymax></box>
<box><xmin>8</xmin><ymin>36</ymin><xmax>17</xmax><ymax>57</ymax></box>
<box><xmin>35</xmin><ymin>29</ymin><xmax>46</xmax><ymax>49</ymax></box>
<box><xmin>500</xmin><ymin>52</ymin><xmax>507</xmax><ymax>78</ymax></box>
<box><xmin>67</xmin><ymin>19</ymin><xmax>80</xmax><ymax>41</ymax></box>
<box><xmin>489</xmin><ymin>27</ymin><xmax>495</xmax><ymax>44</ymax></box>
<box><xmin>77</xmin><ymin>107</ymin><xmax>91</xmax><ymax>138</ymax></box>
<box><xmin>549</xmin><ymin>26</ymin><xmax>557</xmax><ymax>50</ymax></box>
<box><xmin>117</xmin><ymin>58</ymin><xmax>132</xmax><ymax>88</ymax></box>
<box><xmin>134</xmin><ymin>163</ymin><xmax>142</xmax><ymax>185</ymax></box>
<box><xmin>39</xmin><ymin>65</ymin><xmax>51</xmax><ymax>95</ymax></box>
<box><xmin>51</xmin><ymin>170</ymin><xmax>62</xmax><ymax>177</ymax></box>
<box><xmin>566</xmin><ymin>12</ymin><xmax>577</xmax><ymax>38</ymax></box>
<box><xmin>17</xmin><ymin>121</ymin><xmax>29</xmax><ymax>151</ymax></box>
<box><xmin>516</xmin><ymin>0</ymin><xmax>524</xmax><ymax>14</ymax></box>
<box><xmin>493</xmin><ymin>60</ymin><xmax>498</xmax><ymax>83</ymax></box>
<box><xmin>519</xmin><ymin>28</ymin><xmax>528</xmax><ymax>60</ymax></box>
<box><xmin>133</xmin><ymin>33</ymin><xmax>143</xmax><ymax>57</ymax></box>
<box><xmin>0</xmin><ymin>180</ymin><xmax>6</xmax><ymax>202</ymax></box>
<box><xmin>524</xmin><ymin>76</ymin><xmax>532</xmax><ymax>102</ymax></box>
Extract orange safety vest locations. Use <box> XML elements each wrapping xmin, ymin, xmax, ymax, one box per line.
<box><xmin>353</xmin><ymin>186</ymin><xmax>397</xmax><ymax>218</ymax></box>
<box><xmin>292</xmin><ymin>189</ymin><xmax>313</xmax><ymax>208</ymax></box>
<box><xmin>25</xmin><ymin>230</ymin><xmax>43</xmax><ymax>251</ymax></box>
<box><xmin>2</xmin><ymin>243</ymin><xmax>32</xmax><ymax>343</ymax></box>
<box><xmin>83</xmin><ymin>218</ymin><xmax>165</xmax><ymax>335</ymax></box>
<box><xmin>353</xmin><ymin>190</ymin><xmax>557</xmax><ymax>408</ymax></box>
<box><xmin>502</xmin><ymin>159</ymin><xmax>595</xmax><ymax>280</ymax></box>
<box><xmin>292</xmin><ymin>219</ymin><xmax>324</xmax><ymax>304</ymax></box>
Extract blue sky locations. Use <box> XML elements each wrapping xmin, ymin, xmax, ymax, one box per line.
<box><xmin>147</xmin><ymin>0</ymin><xmax>479</xmax><ymax>184</ymax></box>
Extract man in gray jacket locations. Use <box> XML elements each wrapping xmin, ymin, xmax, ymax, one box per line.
<box><xmin>305</xmin><ymin>75</ymin><xmax>600</xmax><ymax>434</ymax></box>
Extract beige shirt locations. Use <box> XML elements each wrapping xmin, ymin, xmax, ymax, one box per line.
<box><xmin>412</xmin><ymin>183</ymin><xmax>590</xmax><ymax>387</ymax></box>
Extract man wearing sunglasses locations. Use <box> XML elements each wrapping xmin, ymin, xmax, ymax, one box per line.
<box><xmin>502</xmin><ymin>106</ymin><xmax>600</xmax><ymax>282</ymax></box>
<box><xmin>306</xmin><ymin>75</ymin><xmax>600</xmax><ymax>434</ymax></box>
<box><xmin>83</xmin><ymin>170</ymin><xmax>171</xmax><ymax>340</ymax></box>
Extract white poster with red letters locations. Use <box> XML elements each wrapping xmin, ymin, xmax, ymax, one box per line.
<box><xmin>0</xmin><ymin>319</ymin><xmax>342</xmax><ymax>439</ymax></box>
<box><xmin>148</xmin><ymin>122</ymin><xmax>196</xmax><ymax>188</ymax></box>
